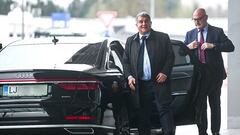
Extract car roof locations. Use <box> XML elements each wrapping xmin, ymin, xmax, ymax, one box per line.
<box><xmin>7</xmin><ymin>36</ymin><xmax>124</xmax><ymax>46</ymax></box>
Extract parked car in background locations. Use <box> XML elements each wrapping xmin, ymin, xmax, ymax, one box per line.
<box><xmin>34</xmin><ymin>28</ymin><xmax>87</xmax><ymax>38</ymax></box>
<box><xmin>0</xmin><ymin>36</ymin><xmax>197</xmax><ymax>135</ymax></box>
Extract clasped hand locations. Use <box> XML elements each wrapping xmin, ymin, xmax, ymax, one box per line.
<box><xmin>187</xmin><ymin>41</ymin><xmax>215</xmax><ymax>50</ymax></box>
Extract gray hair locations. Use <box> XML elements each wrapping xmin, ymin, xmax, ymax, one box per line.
<box><xmin>136</xmin><ymin>11</ymin><xmax>151</xmax><ymax>21</ymax></box>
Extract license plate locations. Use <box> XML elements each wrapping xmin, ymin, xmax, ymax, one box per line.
<box><xmin>2</xmin><ymin>84</ymin><xmax>48</xmax><ymax>97</ymax></box>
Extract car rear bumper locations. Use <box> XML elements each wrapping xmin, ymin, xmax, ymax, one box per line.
<box><xmin>0</xmin><ymin>124</ymin><xmax>115</xmax><ymax>134</ymax></box>
<box><xmin>0</xmin><ymin>124</ymin><xmax>165</xmax><ymax>135</ymax></box>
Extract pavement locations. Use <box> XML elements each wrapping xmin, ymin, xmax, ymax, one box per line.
<box><xmin>176</xmin><ymin>125</ymin><xmax>240</xmax><ymax>135</ymax></box>
<box><xmin>176</xmin><ymin>77</ymin><xmax>240</xmax><ymax>135</ymax></box>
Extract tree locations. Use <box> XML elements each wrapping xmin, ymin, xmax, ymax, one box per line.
<box><xmin>0</xmin><ymin>0</ymin><xmax>15</xmax><ymax>15</ymax></box>
<box><xmin>68</xmin><ymin>0</ymin><xmax>82</xmax><ymax>17</ymax></box>
<box><xmin>27</xmin><ymin>0</ymin><xmax>228</xmax><ymax>18</ymax></box>
<box><xmin>68</xmin><ymin>0</ymin><xmax>95</xmax><ymax>18</ymax></box>
<box><xmin>67</xmin><ymin>0</ymin><xmax>182</xmax><ymax>18</ymax></box>
<box><xmin>41</xmin><ymin>0</ymin><xmax>64</xmax><ymax>16</ymax></box>
<box><xmin>74</xmin><ymin>0</ymin><xmax>148</xmax><ymax>18</ymax></box>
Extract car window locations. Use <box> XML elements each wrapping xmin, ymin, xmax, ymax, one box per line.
<box><xmin>0</xmin><ymin>42</ymin><xmax>102</xmax><ymax>70</ymax></box>
<box><xmin>109</xmin><ymin>50</ymin><xmax>123</xmax><ymax>72</ymax></box>
<box><xmin>172</xmin><ymin>44</ymin><xmax>190</xmax><ymax>66</ymax></box>
<box><xmin>110</xmin><ymin>41</ymin><xmax>124</xmax><ymax>58</ymax></box>
<box><xmin>0</xmin><ymin>44</ymin><xmax>83</xmax><ymax>69</ymax></box>
<box><xmin>108</xmin><ymin>41</ymin><xmax>125</xmax><ymax>72</ymax></box>
<box><xmin>65</xmin><ymin>42</ymin><xmax>102</xmax><ymax>65</ymax></box>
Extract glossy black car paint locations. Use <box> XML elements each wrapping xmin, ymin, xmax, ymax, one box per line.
<box><xmin>0</xmin><ymin>37</ymin><xmax>196</xmax><ymax>134</ymax></box>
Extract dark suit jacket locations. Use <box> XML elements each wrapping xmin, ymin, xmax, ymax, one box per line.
<box><xmin>123</xmin><ymin>29</ymin><xmax>175</xmax><ymax>108</ymax></box>
<box><xmin>184</xmin><ymin>24</ymin><xmax>235</xmax><ymax>80</ymax></box>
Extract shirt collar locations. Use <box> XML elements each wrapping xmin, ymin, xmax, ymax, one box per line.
<box><xmin>198</xmin><ymin>24</ymin><xmax>208</xmax><ymax>32</ymax></box>
<box><xmin>139</xmin><ymin>32</ymin><xmax>150</xmax><ymax>39</ymax></box>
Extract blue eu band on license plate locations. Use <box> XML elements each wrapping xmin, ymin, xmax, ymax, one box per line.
<box><xmin>3</xmin><ymin>85</ymin><xmax>9</xmax><ymax>96</ymax></box>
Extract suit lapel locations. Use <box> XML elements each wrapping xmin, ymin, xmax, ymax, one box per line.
<box><xmin>145</xmin><ymin>31</ymin><xmax>154</xmax><ymax>62</ymax></box>
<box><xmin>206</xmin><ymin>25</ymin><xmax>212</xmax><ymax>43</ymax></box>
<box><xmin>193</xmin><ymin>29</ymin><xmax>198</xmax><ymax>42</ymax></box>
<box><xmin>192</xmin><ymin>29</ymin><xmax>199</xmax><ymax>58</ymax></box>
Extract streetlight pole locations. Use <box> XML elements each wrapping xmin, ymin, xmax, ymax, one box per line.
<box><xmin>21</xmin><ymin>0</ymin><xmax>25</xmax><ymax>39</ymax></box>
<box><xmin>150</xmin><ymin>0</ymin><xmax>155</xmax><ymax>18</ymax></box>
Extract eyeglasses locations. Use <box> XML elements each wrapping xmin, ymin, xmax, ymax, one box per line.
<box><xmin>192</xmin><ymin>16</ymin><xmax>205</xmax><ymax>22</ymax></box>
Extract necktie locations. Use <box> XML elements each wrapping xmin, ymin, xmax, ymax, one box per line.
<box><xmin>138</xmin><ymin>36</ymin><xmax>146</xmax><ymax>78</ymax></box>
<box><xmin>199</xmin><ymin>29</ymin><xmax>206</xmax><ymax>63</ymax></box>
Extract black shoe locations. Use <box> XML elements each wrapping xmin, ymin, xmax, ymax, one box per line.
<box><xmin>212</xmin><ymin>132</ymin><xmax>220</xmax><ymax>135</ymax></box>
<box><xmin>199</xmin><ymin>132</ymin><xmax>208</xmax><ymax>135</ymax></box>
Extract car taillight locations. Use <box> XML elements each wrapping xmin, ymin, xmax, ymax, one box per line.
<box><xmin>58</xmin><ymin>83</ymin><xmax>99</xmax><ymax>91</ymax></box>
<box><xmin>64</xmin><ymin>115</ymin><xmax>95</xmax><ymax>121</ymax></box>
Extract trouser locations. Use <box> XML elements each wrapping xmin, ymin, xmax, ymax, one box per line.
<box><xmin>137</xmin><ymin>80</ymin><xmax>175</xmax><ymax>135</ymax></box>
<box><xmin>112</xmin><ymin>91</ymin><xmax>130</xmax><ymax>135</ymax></box>
<box><xmin>137</xmin><ymin>80</ymin><xmax>153</xmax><ymax>135</ymax></box>
<box><xmin>198</xmin><ymin>79</ymin><xmax>223</xmax><ymax>135</ymax></box>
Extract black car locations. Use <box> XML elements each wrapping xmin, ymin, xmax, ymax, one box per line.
<box><xmin>0</xmin><ymin>36</ymin><xmax>196</xmax><ymax>135</ymax></box>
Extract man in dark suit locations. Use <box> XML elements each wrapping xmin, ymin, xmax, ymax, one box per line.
<box><xmin>184</xmin><ymin>8</ymin><xmax>235</xmax><ymax>135</ymax></box>
<box><xmin>123</xmin><ymin>11</ymin><xmax>175</xmax><ymax>135</ymax></box>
